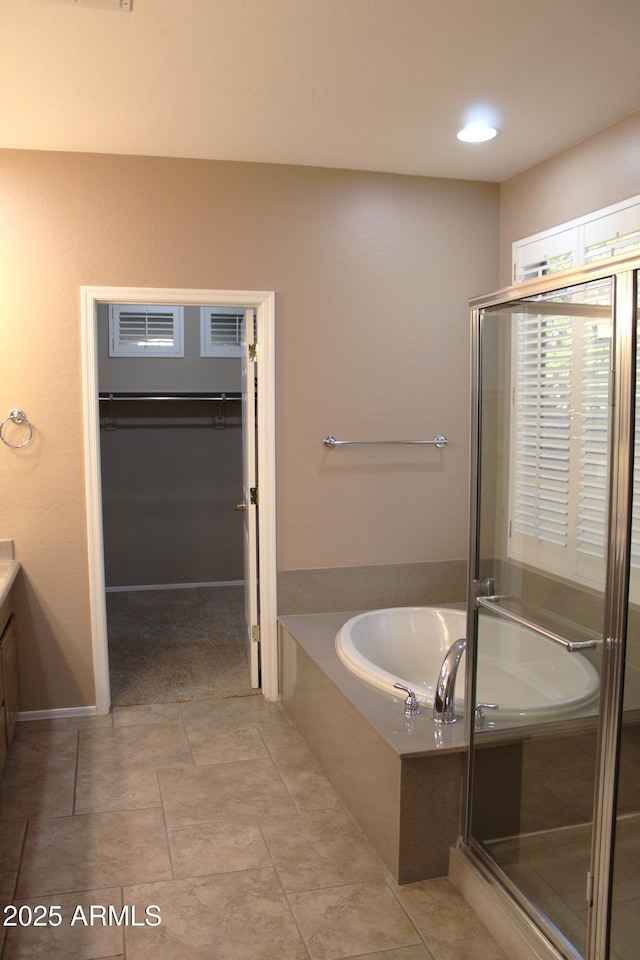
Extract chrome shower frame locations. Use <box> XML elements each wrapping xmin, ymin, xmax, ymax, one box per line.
<box><xmin>461</xmin><ymin>252</ymin><xmax>640</xmax><ymax>960</ymax></box>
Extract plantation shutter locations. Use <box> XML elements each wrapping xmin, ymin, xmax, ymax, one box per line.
<box><xmin>583</xmin><ymin>202</ymin><xmax>640</xmax><ymax>266</ymax></box>
<box><xmin>200</xmin><ymin>307</ymin><xmax>244</xmax><ymax>357</ymax></box>
<box><xmin>511</xmin><ymin>197</ymin><xmax>640</xmax><ymax>588</ymax></box>
<box><xmin>511</xmin><ymin>282</ymin><xmax>613</xmax><ymax>586</ymax></box>
<box><xmin>513</xmin><ymin>195</ymin><xmax>640</xmax><ymax>283</ymax></box>
<box><xmin>513</xmin><ymin>309</ymin><xmax>572</xmax><ymax>547</ymax></box>
<box><xmin>109</xmin><ymin>305</ymin><xmax>184</xmax><ymax>357</ymax></box>
<box><xmin>577</xmin><ymin>292</ymin><xmax>612</xmax><ymax>563</ymax></box>
<box><xmin>514</xmin><ymin>226</ymin><xmax>579</xmax><ymax>283</ymax></box>
<box><xmin>584</xmin><ymin>230</ymin><xmax>640</xmax><ymax>264</ymax></box>
<box><xmin>518</xmin><ymin>251</ymin><xmax>575</xmax><ymax>283</ymax></box>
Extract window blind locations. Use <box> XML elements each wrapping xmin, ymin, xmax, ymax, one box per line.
<box><xmin>512</xmin><ymin>193</ymin><xmax>640</xmax><ymax>285</ymax></box>
<box><xmin>577</xmin><ymin>308</ymin><xmax>611</xmax><ymax>561</ymax></box>
<box><xmin>109</xmin><ymin>305</ymin><xmax>184</xmax><ymax>357</ymax></box>
<box><xmin>200</xmin><ymin>308</ymin><xmax>244</xmax><ymax>357</ymax></box>
<box><xmin>513</xmin><ymin>311</ymin><xmax>572</xmax><ymax>548</ymax></box>
<box><xmin>510</xmin><ymin>283</ymin><xmax>613</xmax><ymax>587</ymax></box>
<box><xmin>584</xmin><ymin>228</ymin><xmax>640</xmax><ymax>265</ymax></box>
<box><xmin>510</xmin><ymin>199</ymin><xmax>640</xmax><ymax>589</ymax></box>
<box><xmin>519</xmin><ymin>251</ymin><xmax>574</xmax><ymax>283</ymax></box>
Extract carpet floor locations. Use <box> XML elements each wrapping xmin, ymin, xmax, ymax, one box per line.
<box><xmin>106</xmin><ymin>585</ymin><xmax>258</xmax><ymax>706</ymax></box>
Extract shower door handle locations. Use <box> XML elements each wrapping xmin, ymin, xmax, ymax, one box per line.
<box><xmin>476</xmin><ymin>596</ymin><xmax>600</xmax><ymax>651</ymax></box>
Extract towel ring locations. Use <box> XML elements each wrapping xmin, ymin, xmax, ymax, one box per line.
<box><xmin>0</xmin><ymin>409</ymin><xmax>34</xmax><ymax>449</ymax></box>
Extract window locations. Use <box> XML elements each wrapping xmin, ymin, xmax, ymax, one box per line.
<box><xmin>515</xmin><ymin>226</ymin><xmax>579</xmax><ymax>283</ymax></box>
<box><xmin>109</xmin><ymin>305</ymin><xmax>184</xmax><ymax>357</ymax></box>
<box><xmin>509</xmin><ymin>282</ymin><xmax>612</xmax><ymax>590</ymax></box>
<box><xmin>200</xmin><ymin>307</ymin><xmax>244</xmax><ymax>357</ymax></box>
<box><xmin>510</xmin><ymin>197</ymin><xmax>640</xmax><ymax>593</ymax></box>
<box><xmin>512</xmin><ymin>194</ymin><xmax>640</xmax><ymax>283</ymax></box>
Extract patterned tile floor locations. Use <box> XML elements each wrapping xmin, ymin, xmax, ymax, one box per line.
<box><xmin>0</xmin><ymin>697</ymin><xmax>507</xmax><ymax>959</ymax></box>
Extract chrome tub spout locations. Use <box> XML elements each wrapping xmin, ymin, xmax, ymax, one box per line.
<box><xmin>433</xmin><ymin>637</ymin><xmax>467</xmax><ymax>724</ymax></box>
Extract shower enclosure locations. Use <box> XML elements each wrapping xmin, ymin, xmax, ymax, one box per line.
<box><xmin>462</xmin><ymin>254</ymin><xmax>640</xmax><ymax>960</ymax></box>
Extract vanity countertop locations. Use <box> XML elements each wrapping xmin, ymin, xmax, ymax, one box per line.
<box><xmin>0</xmin><ymin>560</ymin><xmax>20</xmax><ymax>608</ymax></box>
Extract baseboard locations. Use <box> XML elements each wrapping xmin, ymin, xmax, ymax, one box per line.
<box><xmin>105</xmin><ymin>580</ymin><xmax>243</xmax><ymax>593</ymax></box>
<box><xmin>18</xmin><ymin>705</ymin><xmax>100</xmax><ymax>722</ymax></box>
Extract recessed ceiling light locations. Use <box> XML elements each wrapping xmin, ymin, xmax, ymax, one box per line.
<box><xmin>457</xmin><ymin>123</ymin><xmax>498</xmax><ymax>143</ymax></box>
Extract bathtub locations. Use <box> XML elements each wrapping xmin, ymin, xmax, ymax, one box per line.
<box><xmin>336</xmin><ymin>606</ymin><xmax>601</xmax><ymax>722</ymax></box>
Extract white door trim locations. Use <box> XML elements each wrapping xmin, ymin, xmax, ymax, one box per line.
<box><xmin>80</xmin><ymin>285</ymin><xmax>278</xmax><ymax>713</ymax></box>
<box><xmin>241</xmin><ymin>310</ymin><xmax>260</xmax><ymax>687</ymax></box>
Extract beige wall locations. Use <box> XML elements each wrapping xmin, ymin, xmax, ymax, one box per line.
<box><xmin>0</xmin><ymin>151</ymin><xmax>499</xmax><ymax>709</ymax></box>
<box><xmin>499</xmin><ymin>110</ymin><xmax>640</xmax><ymax>285</ymax></box>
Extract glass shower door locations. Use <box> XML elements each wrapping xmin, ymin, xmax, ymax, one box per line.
<box><xmin>608</xmin><ymin>274</ymin><xmax>640</xmax><ymax>960</ymax></box>
<box><xmin>467</xmin><ymin>276</ymin><xmax>613</xmax><ymax>959</ymax></box>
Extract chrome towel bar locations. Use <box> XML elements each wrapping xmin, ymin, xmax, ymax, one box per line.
<box><xmin>476</xmin><ymin>595</ymin><xmax>600</xmax><ymax>652</ymax></box>
<box><xmin>323</xmin><ymin>434</ymin><xmax>447</xmax><ymax>449</ymax></box>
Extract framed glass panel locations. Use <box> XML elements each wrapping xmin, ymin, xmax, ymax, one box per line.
<box><xmin>468</xmin><ymin>277</ymin><xmax>613</xmax><ymax>959</ymax></box>
<box><xmin>608</xmin><ymin>274</ymin><xmax>640</xmax><ymax>960</ymax></box>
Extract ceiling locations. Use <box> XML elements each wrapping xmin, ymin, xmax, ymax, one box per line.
<box><xmin>1</xmin><ymin>0</ymin><xmax>639</xmax><ymax>183</ymax></box>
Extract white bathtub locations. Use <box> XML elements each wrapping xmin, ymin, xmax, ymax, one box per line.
<box><xmin>335</xmin><ymin>606</ymin><xmax>601</xmax><ymax>722</ymax></box>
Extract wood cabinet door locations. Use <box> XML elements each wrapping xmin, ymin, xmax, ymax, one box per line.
<box><xmin>1</xmin><ymin>618</ymin><xmax>19</xmax><ymax>746</ymax></box>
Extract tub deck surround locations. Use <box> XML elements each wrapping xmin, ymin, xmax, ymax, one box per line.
<box><xmin>277</xmin><ymin>559</ymin><xmax>467</xmax><ymax>617</ymax></box>
<box><xmin>278</xmin><ymin>610</ymin><xmax>613</xmax><ymax>889</ymax></box>
<box><xmin>280</xmin><ymin>611</ymin><xmax>467</xmax><ymax>758</ymax></box>
<box><xmin>279</xmin><ymin>611</ymin><xmax>467</xmax><ymax>885</ymax></box>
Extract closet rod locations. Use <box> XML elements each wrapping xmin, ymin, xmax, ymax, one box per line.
<box><xmin>98</xmin><ymin>393</ymin><xmax>242</xmax><ymax>402</ymax></box>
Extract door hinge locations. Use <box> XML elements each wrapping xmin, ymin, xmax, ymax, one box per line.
<box><xmin>248</xmin><ymin>343</ymin><xmax>258</xmax><ymax>362</ymax></box>
<box><xmin>251</xmin><ymin>624</ymin><xmax>260</xmax><ymax>643</ymax></box>
<box><xmin>250</xmin><ymin>487</ymin><xmax>258</xmax><ymax>505</ymax></box>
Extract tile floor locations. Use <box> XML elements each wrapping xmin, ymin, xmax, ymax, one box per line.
<box><xmin>0</xmin><ymin>696</ymin><xmax>507</xmax><ymax>959</ymax></box>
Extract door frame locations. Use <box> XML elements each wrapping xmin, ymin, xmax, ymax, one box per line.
<box><xmin>81</xmin><ymin>285</ymin><xmax>277</xmax><ymax>713</ymax></box>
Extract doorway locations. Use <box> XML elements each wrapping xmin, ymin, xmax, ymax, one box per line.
<box><xmin>81</xmin><ymin>286</ymin><xmax>277</xmax><ymax>714</ymax></box>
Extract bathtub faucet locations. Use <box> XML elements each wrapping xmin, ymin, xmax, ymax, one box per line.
<box><xmin>433</xmin><ymin>637</ymin><xmax>467</xmax><ymax>724</ymax></box>
<box><xmin>393</xmin><ymin>682</ymin><xmax>420</xmax><ymax>716</ymax></box>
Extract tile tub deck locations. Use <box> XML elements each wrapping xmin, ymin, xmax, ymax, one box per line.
<box><xmin>279</xmin><ymin>611</ymin><xmax>467</xmax><ymax>884</ymax></box>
